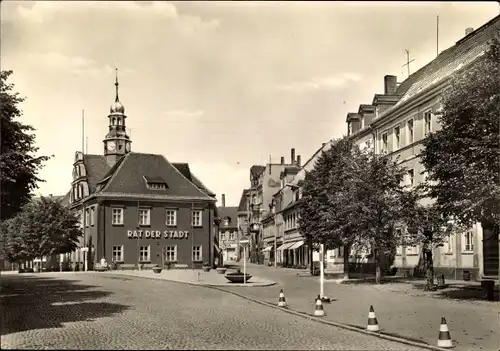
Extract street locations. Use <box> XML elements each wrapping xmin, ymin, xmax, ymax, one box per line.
<box><xmin>1</xmin><ymin>273</ymin><xmax>427</xmax><ymax>350</ymax></box>
<box><xmin>221</xmin><ymin>263</ymin><xmax>500</xmax><ymax>351</ymax></box>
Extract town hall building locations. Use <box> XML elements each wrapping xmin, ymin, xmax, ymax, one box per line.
<box><xmin>66</xmin><ymin>71</ymin><xmax>217</xmax><ymax>270</ymax></box>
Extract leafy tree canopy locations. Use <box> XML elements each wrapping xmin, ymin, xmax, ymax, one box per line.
<box><xmin>1</xmin><ymin>197</ymin><xmax>82</xmax><ymax>262</ymax></box>
<box><xmin>0</xmin><ymin>70</ymin><xmax>51</xmax><ymax>220</ymax></box>
<box><xmin>419</xmin><ymin>36</ymin><xmax>500</xmax><ymax>228</ymax></box>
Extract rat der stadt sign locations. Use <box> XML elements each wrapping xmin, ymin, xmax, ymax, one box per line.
<box><xmin>127</xmin><ymin>230</ymin><xmax>189</xmax><ymax>239</ymax></box>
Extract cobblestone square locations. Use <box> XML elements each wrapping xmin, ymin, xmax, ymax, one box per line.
<box><xmin>1</xmin><ymin>272</ymin><xmax>431</xmax><ymax>350</ymax></box>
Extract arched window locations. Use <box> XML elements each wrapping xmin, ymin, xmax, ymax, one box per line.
<box><xmin>117</xmin><ymin>118</ymin><xmax>122</xmax><ymax>126</ymax></box>
<box><xmin>112</xmin><ymin>117</ymin><xmax>116</xmax><ymax>125</ymax></box>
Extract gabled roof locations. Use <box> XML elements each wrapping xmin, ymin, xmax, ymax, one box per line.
<box><xmin>99</xmin><ymin>153</ymin><xmax>214</xmax><ymax>200</ymax></box>
<box><xmin>172</xmin><ymin>163</ymin><xmax>216</xmax><ymax>197</ymax></box>
<box><xmin>82</xmin><ymin>154</ymin><xmax>111</xmax><ymax>193</ymax></box>
<box><xmin>237</xmin><ymin>189</ymin><xmax>250</xmax><ymax>212</ymax></box>
<box><xmin>358</xmin><ymin>104</ymin><xmax>375</xmax><ymax>114</ymax></box>
<box><xmin>346</xmin><ymin>112</ymin><xmax>360</xmax><ymax>122</ymax></box>
<box><xmin>391</xmin><ymin>15</ymin><xmax>499</xmax><ymax>110</ymax></box>
<box><xmin>372</xmin><ymin>94</ymin><xmax>400</xmax><ymax>105</ymax></box>
<box><xmin>250</xmin><ymin>165</ymin><xmax>265</xmax><ymax>178</ymax></box>
<box><xmin>217</xmin><ymin>206</ymin><xmax>239</xmax><ymax>228</ymax></box>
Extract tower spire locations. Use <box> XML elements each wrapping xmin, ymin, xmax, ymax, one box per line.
<box><xmin>115</xmin><ymin>68</ymin><xmax>120</xmax><ymax>102</ymax></box>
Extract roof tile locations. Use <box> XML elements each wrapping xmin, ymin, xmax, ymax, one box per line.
<box><xmin>100</xmin><ymin>153</ymin><xmax>213</xmax><ymax>200</ymax></box>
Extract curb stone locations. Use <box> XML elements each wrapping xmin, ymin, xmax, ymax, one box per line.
<box><xmin>105</xmin><ymin>272</ymin><xmax>450</xmax><ymax>351</ymax></box>
<box><xmin>210</xmin><ymin>286</ymin><xmax>451</xmax><ymax>351</ymax></box>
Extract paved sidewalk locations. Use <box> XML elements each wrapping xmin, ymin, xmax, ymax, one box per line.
<box><xmin>101</xmin><ymin>267</ymin><xmax>276</xmax><ymax>287</ymax></box>
<box><xmin>219</xmin><ymin>263</ymin><xmax>500</xmax><ymax>351</ymax></box>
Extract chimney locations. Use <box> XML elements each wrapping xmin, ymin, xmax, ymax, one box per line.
<box><xmin>296</xmin><ymin>155</ymin><xmax>301</xmax><ymax>167</ymax></box>
<box><xmin>291</xmin><ymin>148</ymin><xmax>295</xmax><ymax>164</ymax></box>
<box><xmin>280</xmin><ymin>156</ymin><xmax>285</xmax><ymax>164</ymax></box>
<box><xmin>49</xmin><ymin>194</ymin><xmax>53</xmax><ymax>198</ymax></box>
<box><xmin>384</xmin><ymin>75</ymin><xmax>398</xmax><ymax>95</ymax></box>
<box><xmin>222</xmin><ymin>194</ymin><xmax>226</xmax><ymax>207</ymax></box>
<box><xmin>465</xmin><ymin>27</ymin><xmax>474</xmax><ymax>36</ymax></box>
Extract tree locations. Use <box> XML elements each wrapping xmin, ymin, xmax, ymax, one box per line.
<box><xmin>0</xmin><ymin>70</ymin><xmax>51</xmax><ymax>220</ymax></box>
<box><xmin>399</xmin><ymin>188</ymin><xmax>451</xmax><ymax>290</ymax></box>
<box><xmin>299</xmin><ymin>137</ymin><xmax>369</xmax><ymax>278</ymax></box>
<box><xmin>419</xmin><ymin>36</ymin><xmax>500</xmax><ymax>290</ymax></box>
<box><xmin>2</xmin><ymin>197</ymin><xmax>82</xmax><ymax>264</ymax></box>
<box><xmin>355</xmin><ymin>152</ymin><xmax>408</xmax><ymax>284</ymax></box>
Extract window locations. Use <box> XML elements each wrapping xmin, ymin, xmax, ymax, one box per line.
<box><xmin>394</xmin><ymin>126</ymin><xmax>400</xmax><ymax>149</ymax></box>
<box><xmin>407</xmin><ymin>169</ymin><xmax>415</xmax><ymax>187</ymax></box>
<box><xmin>112</xmin><ymin>208</ymin><xmax>123</xmax><ymax>225</ymax></box>
<box><xmin>90</xmin><ymin>207</ymin><xmax>95</xmax><ymax>226</ymax></box>
<box><xmin>139</xmin><ymin>208</ymin><xmax>150</xmax><ymax>226</ymax></box>
<box><xmin>139</xmin><ymin>246</ymin><xmax>150</xmax><ymax>262</ymax></box>
<box><xmin>464</xmin><ymin>231</ymin><xmax>474</xmax><ymax>252</ymax></box>
<box><xmin>165</xmin><ymin>245</ymin><xmax>177</xmax><ymax>262</ymax></box>
<box><xmin>407</xmin><ymin>119</ymin><xmax>414</xmax><ymax>144</ymax></box>
<box><xmin>192</xmin><ymin>210</ymin><xmax>202</xmax><ymax>227</ymax></box>
<box><xmin>220</xmin><ymin>233</ymin><xmax>225</xmax><ymax>241</ymax></box>
<box><xmin>424</xmin><ymin>111</ymin><xmax>432</xmax><ymax>136</ymax></box>
<box><xmin>360</xmin><ymin>116</ymin><xmax>365</xmax><ymax>129</ymax></box>
<box><xmin>192</xmin><ymin>246</ymin><xmax>202</xmax><ymax>261</ymax></box>
<box><xmin>112</xmin><ymin>245</ymin><xmax>123</xmax><ymax>262</ymax></box>
<box><xmin>166</xmin><ymin>209</ymin><xmax>177</xmax><ymax>226</ymax></box>
<box><xmin>85</xmin><ymin>209</ymin><xmax>90</xmax><ymax>227</ymax></box>
<box><xmin>224</xmin><ymin>218</ymin><xmax>229</xmax><ymax>226</ymax></box>
<box><xmin>395</xmin><ymin>229</ymin><xmax>403</xmax><ymax>255</ymax></box>
<box><xmin>444</xmin><ymin>235</ymin><xmax>453</xmax><ymax>254</ymax></box>
<box><xmin>148</xmin><ymin>183</ymin><xmax>167</xmax><ymax>190</ymax></box>
<box><xmin>229</xmin><ymin>232</ymin><xmax>235</xmax><ymax>240</ymax></box>
<box><xmin>381</xmin><ymin>132</ymin><xmax>388</xmax><ymax>153</ymax></box>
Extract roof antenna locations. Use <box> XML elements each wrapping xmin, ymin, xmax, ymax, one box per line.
<box><xmin>402</xmin><ymin>49</ymin><xmax>415</xmax><ymax>78</ymax></box>
<box><xmin>436</xmin><ymin>15</ymin><xmax>440</xmax><ymax>57</ymax></box>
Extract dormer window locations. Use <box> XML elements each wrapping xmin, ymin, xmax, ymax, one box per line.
<box><xmin>347</xmin><ymin>121</ymin><xmax>352</xmax><ymax>136</ymax></box>
<box><xmin>224</xmin><ymin>218</ymin><xmax>230</xmax><ymax>226</ymax></box>
<box><xmin>144</xmin><ymin>176</ymin><xmax>168</xmax><ymax>190</ymax></box>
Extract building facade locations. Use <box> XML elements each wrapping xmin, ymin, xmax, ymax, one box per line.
<box><xmin>246</xmin><ymin>149</ymin><xmax>301</xmax><ymax>263</ymax></box>
<box><xmin>345</xmin><ymin>18</ymin><xmax>500</xmax><ymax>280</ymax></box>
<box><xmin>217</xmin><ymin>195</ymin><xmax>239</xmax><ymax>262</ymax></box>
<box><xmin>66</xmin><ymin>73</ymin><xmax>217</xmax><ymax>270</ymax></box>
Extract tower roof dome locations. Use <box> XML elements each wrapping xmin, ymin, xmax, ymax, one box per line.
<box><xmin>110</xmin><ymin>68</ymin><xmax>125</xmax><ymax>114</ymax></box>
<box><xmin>110</xmin><ymin>101</ymin><xmax>125</xmax><ymax>114</ymax></box>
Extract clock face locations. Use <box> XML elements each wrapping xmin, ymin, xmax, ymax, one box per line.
<box><xmin>125</xmin><ymin>143</ymin><xmax>131</xmax><ymax>152</ymax></box>
<box><xmin>107</xmin><ymin>141</ymin><xmax>116</xmax><ymax>151</ymax></box>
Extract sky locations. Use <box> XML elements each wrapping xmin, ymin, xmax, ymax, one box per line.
<box><xmin>1</xmin><ymin>1</ymin><xmax>498</xmax><ymax>207</ymax></box>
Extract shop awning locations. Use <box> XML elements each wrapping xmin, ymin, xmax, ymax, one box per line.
<box><xmin>261</xmin><ymin>246</ymin><xmax>273</xmax><ymax>252</ymax></box>
<box><xmin>278</xmin><ymin>242</ymin><xmax>295</xmax><ymax>251</ymax></box>
<box><xmin>288</xmin><ymin>240</ymin><xmax>304</xmax><ymax>250</ymax></box>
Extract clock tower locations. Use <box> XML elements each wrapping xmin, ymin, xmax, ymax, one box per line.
<box><xmin>104</xmin><ymin>69</ymin><xmax>132</xmax><ymax>167</ymax></box>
